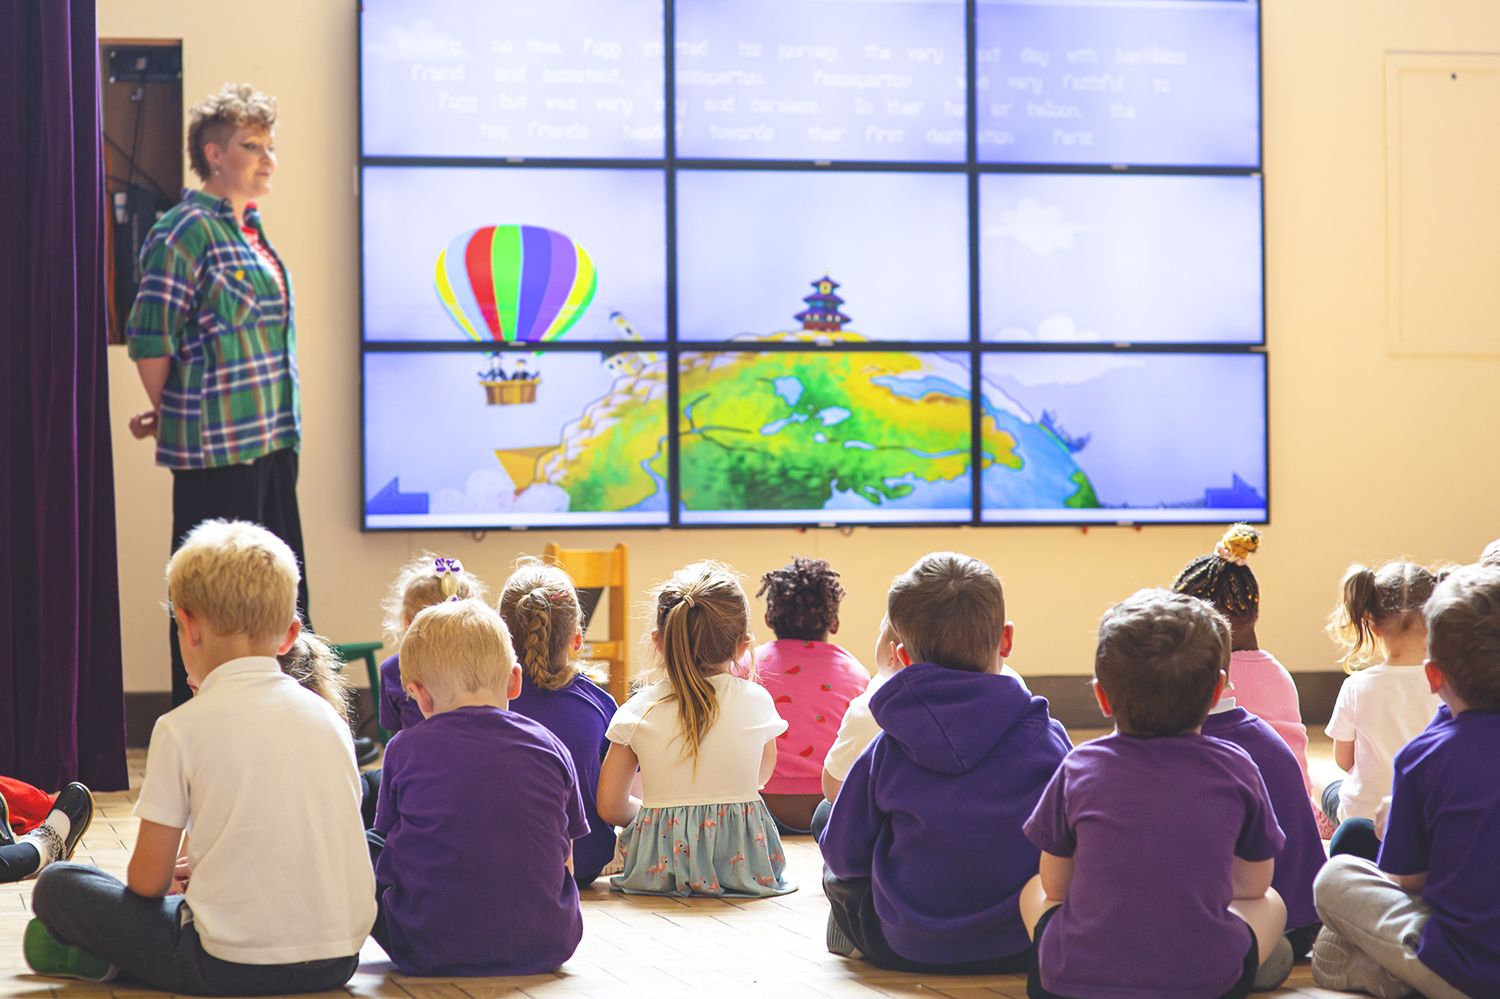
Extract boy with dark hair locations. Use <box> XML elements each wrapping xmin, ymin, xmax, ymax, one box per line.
<box><xmin>1021</xmin><ymin>588</ymin><xmax>1291</xmax><ymax>999</ymax></box>
<box><xmin>1312</xmin><ymin>566</ymin><xmax>1500</xmax><ymax>999</ymax></box>
<box><xmin>818</xmin><ymin>552</ymin><xmax>1071</xmax><ymax>973</ymax></box>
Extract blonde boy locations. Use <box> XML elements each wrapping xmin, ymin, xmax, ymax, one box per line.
<box><xmin>369</xmin><ymin>599</ymin><xmax>586</xmax><ymax>977</ymax></box>
<box><xmin>27</xmin><ymin>521</ymin><xmax>374</xmax><ymax>994</ymax></box>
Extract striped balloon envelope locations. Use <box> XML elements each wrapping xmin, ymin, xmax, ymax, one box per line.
<box><xmin>434</xmin><ymin>225</ymin><xmax>597</xmax><ymax>343</ymax></box>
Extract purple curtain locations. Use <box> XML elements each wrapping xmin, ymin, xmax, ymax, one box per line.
<box><xmin>0</xmin><ymin>0</ymin><xmax>129</xmax><ymax>791</ymax></box>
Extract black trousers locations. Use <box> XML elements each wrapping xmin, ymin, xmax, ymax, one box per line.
<box><xmin>169</xmin><ymin>448</ymin><xmax>311</xmax><ymax>707</ymax></box>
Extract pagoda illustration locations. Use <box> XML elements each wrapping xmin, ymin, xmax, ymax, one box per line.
<box><xmin>794</xmin><ymin>275</ymin><xmax>852</xmax><ymax>332</ymax></box>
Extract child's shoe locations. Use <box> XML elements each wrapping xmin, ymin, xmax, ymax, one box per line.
<box><xmin>1252</xmin><ymin>934</ymin><xmax>1294</xmax><ymax>991</ymax></box>
<box><xmin>23</xmin><ymin>919</ymin><xmax>117</xmax><ymax>982</ymax></box>
<box><xmin>17</xmin><ymin>783</ymin><xmax>94</xmax><ymax>875</ymax></box>
<box><xmin>1310</xmin><ymin>927</ymin><xmax>1410</xmax><ymax>998</ymax></box>
<box><xmin>825</xmin><ymin>913</ymin><xmax>860</xmax><ymax>959</ymax></box>
<box><xmin>0</xmin><ymin>793</ymin><xmax>14</xmax><ymax>847</ymax></box>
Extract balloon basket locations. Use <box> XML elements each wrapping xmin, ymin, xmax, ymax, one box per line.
<box><xmin>481</xmin><ymin>379</ymin><xmax>540</xmax><ymax>406</ymax></box>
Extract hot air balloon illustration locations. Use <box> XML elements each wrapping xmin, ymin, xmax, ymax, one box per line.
<box><xmin>434</xmin><ymin>224</ymin><xmax>597</xmax><ymax>405</ymax></box>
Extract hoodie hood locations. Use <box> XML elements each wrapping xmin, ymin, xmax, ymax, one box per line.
<box><xmin>870</xmin><ymin>662</ymin><xmax>1044</xmax><ymax>775</ymax></box>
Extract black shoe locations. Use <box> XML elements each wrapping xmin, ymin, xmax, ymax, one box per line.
<box><xmin>354</xmin><ymin>736</ymin><xmax>380</xmax><ymax>767</ymax></box>
<box><xmin>0</xmin><ymin>794</ymin><xmax>14</xmax><ymax>848</ymax></box>
<box><xmin>50</xmin><ymin>783</ymin><xmax>94</xmax><ymax>861</ymax></box>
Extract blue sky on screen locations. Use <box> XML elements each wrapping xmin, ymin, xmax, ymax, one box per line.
<box><xmin>676</xmin><ymin>169</ymin><xmax>969</xmax><ymax>342</ymax></box>
<box><xmin>983</xmin><ymin>352</ymin><xmax>1265</xmax><ymax>509</ymax></box>
<box><xmin>362</xmin><ymin>166</ymin><xmax>667</xmax><ymax>343</ymax></box>
<box><xmin>980</xmin><ymin>172</ymin><xmax>1262</xmax><ymax>343</ymax></box>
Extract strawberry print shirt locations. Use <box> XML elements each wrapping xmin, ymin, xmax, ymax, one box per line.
<box><xmin>752</xmin><ymin>639</ymin><xmax>870</xmax><ymax>795</ymax></box>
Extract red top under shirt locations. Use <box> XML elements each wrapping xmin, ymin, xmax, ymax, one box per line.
<box><xmin>241</xmin><ymin>202</ymin><xmax>286</xmax><ymax>302</ymax></box>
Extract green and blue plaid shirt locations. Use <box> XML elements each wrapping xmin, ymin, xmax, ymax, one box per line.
<box><xmin>125</xmin><ymin>189</ymin><xmax>300</xmax><ymax>470</ymax></box>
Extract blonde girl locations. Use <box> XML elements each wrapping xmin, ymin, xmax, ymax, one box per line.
<box><xmin>378</xmin><ymin>555</ymin><xmax>485</xmax><ymax>735</ymax></box>
<box><xmin>1322</xmin><ymin>561</ymin><xmax>1444</xmax><ymax>859</ymax></box>
<box><xmin>498</xmin><ymin>560</ymin><xmax>619</xmax><ymax>886</ymax></box>
<box><xmin>596</xmin><ymin>562</ymin><xmax>795</xmax><ymax>897</ymax></box>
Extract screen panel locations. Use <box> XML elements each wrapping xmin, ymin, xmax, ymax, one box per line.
<box><xmin>362</xmin><ymin>166</ymin><xmax>667</xmax><ymax>344</ymax></box>
<box><xmin>674</xmin><ymin>0</ymin><xmax>967</xmax><ymax>162</ymax></box>
<box><xmin>676</xmin><ymin>170</ymin><xmax>970</xmax><ymax>343</ymax></box>
<box><xmin>980</xmin><ymin>352</ymin><xmax>1267</xmax><ymax>523</ymax></box>
<box><xmin>976</xmin><ymin>0</ymin><xmax>1261</xmax><ymax>167</ymax></box>
<box><xmin>678</xmin><ymin>351</ymin><xmax>975</xmax><ymax>525</ymax></box>
<box><xmin>364</xmin><ymin>350</ymin><xmax>670</xmax><ymax>529</ymax></box>
<box><xmin>361</xmin><ymin>0</ymin><xmax>666</xmax><ymax>159</ymax></box>
<box><xmin>980</xmin><ymin>172</ymin><xmax>1263</xmax><ymax>344</ymax></box>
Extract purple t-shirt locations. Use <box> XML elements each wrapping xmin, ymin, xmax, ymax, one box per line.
<box><xmin>508</xmin><ymin>673</ymin><xmax>617</xmax><ymax>882</ymax></box>
<box><xmin>378</xmin><ymin>653</ymin><xmax>424</xmax><ymax>734</ymax></box>
<box><xmin>1024</xmin><ymin>733</ymin><xmax>1285</xmax><ymax>999</ymax></box>
<box><xmin>1379</xmin><ymin>706</ymin><xmax>1500</xmax><ymax>997</ymax></box>
<box><xmin>373</xmin><ymin>705</ymin><xmax>588</xmax><ymax>976</ymax></box>
<box><xmin>1203</xmin><ymin>705</ymin><xmax>1324</xmax><ymax>931</ymax></box>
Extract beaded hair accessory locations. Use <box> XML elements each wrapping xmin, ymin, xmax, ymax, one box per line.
<box><xmin>434</xmin><ymin>557</ymin><xmax>464</xmax><ymax>600</ymax></box>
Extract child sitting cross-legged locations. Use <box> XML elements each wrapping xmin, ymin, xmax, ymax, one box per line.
<box><xmin>497</xmin><ymin>559</ymin><xmax>619</xmax><ymax>887</ymax></box>
<box><xmin>820</xmin><ymin>552</ymin><xmax>1072</xmax><ymax>974</ymax></box>
<box><xmin>1311</xmin><ymin>565</ymin><xmax>1500</xmax><ymax>999</ymax></box>
<box><xmin>369</xmin><ymin>598</ymin><xmax>587</xmax><ymax>976</ymax></box>
<box><xmin>597</xmin><ymin>561</ymin><xmax>795</xmax><ymax>897</ymax></box>
<box><xmin>26</xmin><ymin>520</ymin><xmax>375</xmax><ymax>995</ymax></box>
<box><xmin>1021</xmin><ymin>588</ymin><xmax>1292</xmax><ymax>999</ymax></box>
<box><xmin>751</xmin><ymin>556</ymin><xmax>870</xmax><ymax>833</ymax></box>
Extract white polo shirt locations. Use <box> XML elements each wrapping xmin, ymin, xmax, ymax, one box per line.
<box><xmin>134</xmin><ymin>656</ymin><xmax>376</xmax><ymax>965</ymax></box>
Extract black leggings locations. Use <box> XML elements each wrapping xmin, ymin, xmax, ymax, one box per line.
<box><xmin>0</xmin><ymin>842</ymin><xmax>41</xmax><ymax>883</ymax></box>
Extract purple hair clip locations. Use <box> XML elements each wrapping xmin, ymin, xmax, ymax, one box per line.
<box><xmin>434</xmin><ymin>557</ymin><xmax>464</xmax><ymax>600</ymax></box>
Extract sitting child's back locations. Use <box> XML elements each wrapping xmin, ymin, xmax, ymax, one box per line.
<box><xmin>752</xmin><ymin>557</ymin><xmax>869</xmax><ymax>830</ymax></box>
<box><xmin>1202</xmin><ymin>700</ymin><xmax>1324</xmax><ymax>949</ymax></box>
<box><xmin>372</xmin><ymin>600</ymin><xmax>585</xmax><ymax>977</ymax></box>
<box><xmin>820</xmin><ymin>552</ymin><xmax>1070</xmax><ymax>973</ymax></box>
<box><xmin>498</xmin><ymin>560</ymin><xmax>618</xmax><ymax>886</ymax></box>
<box><xmin>597</xmin><ymin>562</ymin><xmax>794</xmax><ymax>898</ymax></box>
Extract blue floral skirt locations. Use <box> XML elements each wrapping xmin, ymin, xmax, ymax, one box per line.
<box><xmin>610</xmin><ymin>799</ymin><xmax>797</xmax><ymax>898</ymax></box>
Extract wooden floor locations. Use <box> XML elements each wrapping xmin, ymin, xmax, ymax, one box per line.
<box><xmin>1</xmin><ymin>734</ymin><xmax>1355</xmax><ymax>998</ymax></box>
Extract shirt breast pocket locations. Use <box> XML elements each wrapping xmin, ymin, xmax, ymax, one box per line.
<box><xmin>203</xmin><ymin>265</ymin><xmax>261</xmax><ymax>333</ymax></box>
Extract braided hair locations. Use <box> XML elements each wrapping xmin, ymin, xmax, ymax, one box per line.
<box><xmin>498</xmin><ymin>559</ymin><xmax>582</xmax><ymax>692</ymax></box>
<box><xmin>1171</xmin><ymin>524</ymin><xmax>1262</xmax><ymax>620</ymax></box>
<box><xmin>756</xmin><ymin>556</ymin><xmax>846</xmax><ymax>641</ymax></box>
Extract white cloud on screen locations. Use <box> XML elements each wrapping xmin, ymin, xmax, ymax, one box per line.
<box><xmin>429</xmin><ymin>469</ymin><xmax>569</xmax><ymax>514</ymax></box>
<box><xmin>984</xmin><ymin>198</ymin><xmax>1088</xmax><ymax>256</ymax></box>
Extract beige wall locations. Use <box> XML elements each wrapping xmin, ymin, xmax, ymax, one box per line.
<box><xmin>101</xmin><ymin>0</ymin><xmax>1500</xmax><ymax>695</ymax></box>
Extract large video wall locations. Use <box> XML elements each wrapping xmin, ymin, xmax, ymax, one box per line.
<box><xmin>360</xmin><ymin>0</ymin><xmax>1266</xmax><ymax>530</ymax></box>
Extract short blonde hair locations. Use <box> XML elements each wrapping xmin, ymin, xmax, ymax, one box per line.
<box><xmin>166</xmin><ymin>520</ymin><xmax>299</xmax><ymax>641</ymax></box>
<box><xmin>382</xmin><ymin>553</ymin><xmax>486</xmax><ymax>647</ymax></box>
<box><xmin>400</xmin><ymin>599</ymin><xmax>515</xmax><ymax>701</ymax></box>
<box><xmin>187</xmin><ymin>83</ymin><xmax>277</xmax><ymax>182</ymax></box>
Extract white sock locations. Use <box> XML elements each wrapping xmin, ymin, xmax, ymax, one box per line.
<box><xmin>18</xmin><ymin>810</ymin><xmax>72</xmax><ymax>874</ymax></box>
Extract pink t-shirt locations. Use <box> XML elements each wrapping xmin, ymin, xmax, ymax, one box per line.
<box><xmin>1229</xmin><ymin>649</ymin><xmax>1312</xmax><ymax>792</ymax></box>
<box><xmin>751</xmin><ymin>639</ymin><xmax>870</xmax><ymax>795</ymax></box>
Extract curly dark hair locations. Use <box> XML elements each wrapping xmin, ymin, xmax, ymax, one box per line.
<box><xmin>757</xmin><ymin>556</ymin><xmax>845</xmax><ymax>641</ymax></box>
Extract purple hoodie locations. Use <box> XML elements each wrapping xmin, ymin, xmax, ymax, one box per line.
<box><xmin>819</xmin><ymin>663</ymin><xmax>1072</xmax><ymax>965</ymax></box>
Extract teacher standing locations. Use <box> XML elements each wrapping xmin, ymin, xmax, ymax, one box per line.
<box><xmin>125</xmin><ymin>83</ymin><xmax>310</xmax><ymax>707</ymax></box>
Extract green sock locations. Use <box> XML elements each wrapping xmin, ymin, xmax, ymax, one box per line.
<box><xmin>23</xmin><ymin>919</ymin><xmax>116</xmax><ymax>982</ymax></box>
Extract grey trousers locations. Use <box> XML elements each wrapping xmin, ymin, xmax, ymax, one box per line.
<box><xmin>1312</xmin><ymin>856</ymin><xmax>1469</xmax><ymax>999</ymax></box>
<box><xmin>31</xmin><ymin>863</ymin><xmax>359</xmax><ymax>996</ymax></box>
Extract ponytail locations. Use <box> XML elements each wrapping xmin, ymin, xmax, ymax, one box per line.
<box><xmin>1328</xmin><ymin>560</ymin><xmax>1440</xmax><ymax>671</ymax></box>
<box><xmin>650</xmin><ymin>562</ymin><xmax>751</xmax><ymax>764</ymax></box>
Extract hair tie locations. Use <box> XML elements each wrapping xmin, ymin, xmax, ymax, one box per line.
<box><xmin>1213</xmin><ymin>542</ymin><xmax>1248</xmax><ymax>566</ymax></box>
<box><xmin>680</xmin><ymin>593</ymin><xmax>695</xmax><ymax>609</ymax></box>
<box><xmin>434</xmin><ymin>557</ymin><xmax>463</xmax><ymax>600</ymax></box>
